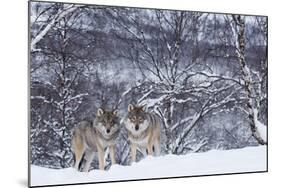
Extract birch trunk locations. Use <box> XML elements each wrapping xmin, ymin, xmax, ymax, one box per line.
<box><xmin>232</xmin><ymin>15</ymin><xmax>266</xmax><ymax>145</ymax></box>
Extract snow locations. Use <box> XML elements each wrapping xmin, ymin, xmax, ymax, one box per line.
<box><xmin>253</xmin><ymin>109</ymin><xmax>267</xmax><ymax>142</ymax></box>
<box><xmin>140</xmin><ymin>95</ymin><xmax>167</xmax><ymax>108</ymax></box>
<box><xmin>256</xmin><ymin>121</ymin><xmax>267</xmax><ymax>142</ymax></box>
<box><xmin>167</xmin><ymin>43</ymin><xmax>171</xmax><ymax>51</ymax></box>
<box><xmin>31</xmin><ymin>146</ymin><xmax>267</xmax><ymax>187</ymax></box>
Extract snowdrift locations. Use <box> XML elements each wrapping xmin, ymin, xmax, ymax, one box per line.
<box><xmin>31</xmin><ymin>146</ymin><xmax>267</xmax><ymax>186</ymax></box>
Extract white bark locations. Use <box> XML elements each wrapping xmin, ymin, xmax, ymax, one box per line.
<box><xmin>253</xmin><ymin>108</ymin><xmax>267</xmax><ymax>142</ymax></box>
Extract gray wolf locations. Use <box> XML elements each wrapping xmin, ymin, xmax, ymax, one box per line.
<box><xmin>71</xmin><ymin>108</ymin><xmax>120</xmax><ymax>172</ymax></box>
<box><xmin>123</xmin><ymin>104</ymin><xmax>161</xmax><ymax>162</ymax></box>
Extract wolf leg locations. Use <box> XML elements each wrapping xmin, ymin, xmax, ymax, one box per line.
<box><xmin>83</xmin><ymin>151</ymin><xmax>95</xmax><ymax>172</ymax></box>
<box><xmin>154</xmin><ymin>138</ymin><xmax>161</xmax><ymax>156</ymax></box>
<box><xmin>109</xmin><ymin>145</ymin><xmax>116</xmax><ymax>165</ymax></box>
<box><xmin>131</xmin><ymin>144</ymin><xmax>137</xmax><ymax>163</ymax></box>
<box><xmin>73</xmin><ymin>144</ymin><xmax>85</xmax><ymax>171</ymax></box>
<box><xmin>141</xmin><ymin>147</ymin><xmax>147</xmax><ymax>158</ymax></box>
<box><xmin>97</xmin><ymin>146</ymin><xmax>105</xmax><ymax>170</ymax></box>
<box><xmin>147</xmin><ymin>143</ymin><xmax>153</xmax><ymax>156</ymax></box>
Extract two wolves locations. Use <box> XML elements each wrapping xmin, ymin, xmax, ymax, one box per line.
<box><xmin>71</xmin><ymin>104</ymin><xmax>161</xmax><ymax>172</ymax></box>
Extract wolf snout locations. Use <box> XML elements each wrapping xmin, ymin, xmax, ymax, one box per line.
<box><xmin>135</xmin><ymin>124</ymin><xmax>139</xmax><ymax>131</ymax></box>
<box><xmin>106</xmin><ymin>128</ymin><xmax>111</xmax><ymax>133</ymax></box>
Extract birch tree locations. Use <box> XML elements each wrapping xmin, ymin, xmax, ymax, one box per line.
<box><xmin>229</xmin><ymin>15</ymin><xmax>267</xmax><ymax>145</ymax></box>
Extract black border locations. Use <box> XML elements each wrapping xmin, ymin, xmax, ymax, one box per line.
<box><xmin>28</xmin><ymin>1</ymin><xmax>31</xmax><ymax>187</ymax></box>
<box><xmin>28</xmin><ymin>0</ymin><xmax>268</xmax><ymax>187</ymax></box>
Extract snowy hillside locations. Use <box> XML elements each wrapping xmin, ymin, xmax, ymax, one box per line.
<box><xmin>31</xmin><ymin>146</ymin><xmax>267</xmax><ymax>187</ymax></box>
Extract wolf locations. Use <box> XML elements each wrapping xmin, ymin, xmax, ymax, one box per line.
<box><xmin>71</xmin><ymin>108</ymin><xmax>120</xmax><ymax>172</ymax></box>
<box><xmin>123</xmin><ymin>104</ymin><xmax>161</xmax><ymax>163</ymax></box>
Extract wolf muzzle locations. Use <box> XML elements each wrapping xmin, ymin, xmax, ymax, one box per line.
<box><xmin>135</xmin><ymin>124</ymin><xmax>139</xmax><ymax>131</ymax></box>
<box><xmin>106</xmin><ymin>128</ymin><xmax>110</xmax><ymax>133</ymax></box>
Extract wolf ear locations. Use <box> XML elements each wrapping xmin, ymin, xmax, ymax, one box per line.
<box><xmin>141</xmin><ymin>105</ymin><xmax>147</xmax><ymax>112</ymax></box>
<box><xmin>97</xmin><ymin>108</ymin><xmax>104</xmax><ymax>116</ymax></box>
<box><xmin>113</xmin><ymin>109</ymin><xmax>118</xmax><ymax>116</ymax></box>
<box><xmin>128</xmin><ymin>104</ymin><xmax>134</xmax><ymax>112</ymax></box>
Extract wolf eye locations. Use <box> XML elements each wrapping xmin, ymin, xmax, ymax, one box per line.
<box><xmin>139</xmin><ymin>117</ymin><xmax>143</xmax><ymax>122</ymax></box>
<box><xmin>131</xmin><ymin>116</ymin><xmax>136</xmax><ymax>122</ymax></box>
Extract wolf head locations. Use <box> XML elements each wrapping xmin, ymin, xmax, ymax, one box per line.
<box><xmin>124</xmin><ymin>104</ymin><xmax>149</xmax><ymax>134</ymax></box>
<box><xmin>94</xmin><ymin>108</ymin><xmax>119</xmax><ymax>138</ymax></box>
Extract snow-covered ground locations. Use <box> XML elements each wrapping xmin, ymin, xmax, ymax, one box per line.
<box><xmin>31</xmin><ymin>146</ymin><xmax>267</xmax><ymax>187</ymax></box>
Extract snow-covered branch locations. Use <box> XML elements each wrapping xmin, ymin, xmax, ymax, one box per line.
<box><xmin>171</xmin><ymin>83</ymin><xmax>241</xmax><ymax>154</ymax></box>
<box><xmin>172</xmin><ymin>113</ymin><xmax>202</xmax><ymax>153</ymax></box>
<box><xmin>182</xmin><ymin>138</ymin><xmax>208</xmax><ymax>153</ymax></box>
<box><xmin>65</xmin><ymin>93</ymin><xmax>88</xmax><ymax>104</ymax></box>
<box><xmin>171</xmin><ymin>115</ymin><xmax>197</xmax><ymax>131</ymax></box>
<box><xmin>31</xmin><ymin>4</ymin><xmax>83</xmax><ymax>52</ymax></box>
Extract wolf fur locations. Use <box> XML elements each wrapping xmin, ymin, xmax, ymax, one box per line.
<box><xmin>71</xmin><ymin>108</ymin><xmax>120</xmax><ymax>172</ymax></box>
<box><xmin>123</xmin><ymin>104</ymin><xmax>161</xmax><ymax>162</ymax></box>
